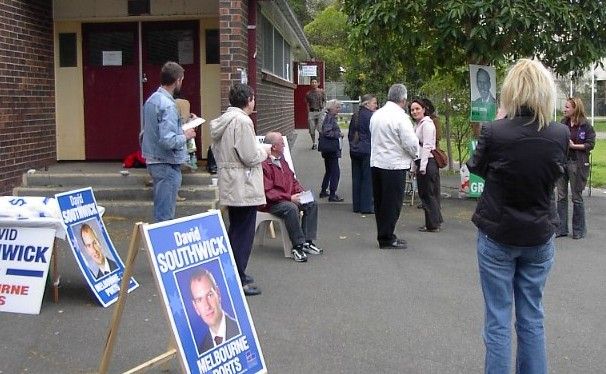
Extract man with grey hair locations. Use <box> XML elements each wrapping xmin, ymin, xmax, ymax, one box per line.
<box><xmin>369</xmin><ymin>83</ymin><xmax>419</xmax><ymax>249</ymax></box>
<box><xmin>261</xmin><ymin>132</ymin><xmax>323</xmax><ymax>262</ymax></box>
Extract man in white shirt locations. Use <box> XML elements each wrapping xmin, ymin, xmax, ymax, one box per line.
<box><xmin>190</xmin><ymin>268</ymin><xmax>240</xmax><ymax>353</ymax></box>
<box><xmin>370</xmin><ymin>83</ymin><xmax>419</xmax><ymax>249</ymax></box>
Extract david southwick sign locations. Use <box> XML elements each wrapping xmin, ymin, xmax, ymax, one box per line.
<box><xmin>142</xmin><ymin>210</ymin><xmax>266</xmax><ymax>374</ymax></box>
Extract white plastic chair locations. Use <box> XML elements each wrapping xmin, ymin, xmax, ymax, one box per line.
<box><xmin>254</xmin><ymin>212</ymin><xmax>293</xmax><ymax>258</ymax></box>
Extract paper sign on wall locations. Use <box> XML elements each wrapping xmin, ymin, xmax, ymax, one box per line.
<box><xmin>102</xmin><ymin>51</ymin><xmax>123</xmax><ymax>66</ymax></box>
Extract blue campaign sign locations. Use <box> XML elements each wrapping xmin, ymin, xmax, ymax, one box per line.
<box><xmin>142</xmin><ymin>210</ymin><xmax>266</xmax><ymax>374</ymax></box>
<box><xmin>55</xmin><ymin>188</ymin><xmax>138</xmax><ymax>307</ymax></box>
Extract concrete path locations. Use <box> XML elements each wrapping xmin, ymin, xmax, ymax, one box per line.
<box><xmin>1</xmin><ymin>130</ymin><xmax>605</xmax><ymax>373</ymax></box>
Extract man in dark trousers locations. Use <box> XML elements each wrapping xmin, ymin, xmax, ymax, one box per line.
<box><xmin>261</xmin><ymin>132</ymin><xmax>324</xmax><ymax>263</ymax></box>
<box><xmin>369</xmin><ymin>84</ymin><xmax>419</xmax><ymax>249</ymax></box>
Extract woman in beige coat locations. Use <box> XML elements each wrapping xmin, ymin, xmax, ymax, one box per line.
<box><xmin>210</xmin><ymin>83</ymin><xmax>270</xmax><ymax>296</ymax></box>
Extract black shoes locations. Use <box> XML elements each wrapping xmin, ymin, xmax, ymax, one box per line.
<box><xmin>555</xmin><ymin>233</ymin><xmax>567</xmax><ymax>238</ymax></box>
<box><xmin>291</xmin><ymin>245</ymin><xmax>308</xmax><ymax>262</ymax></box>
<box><xmin>328</xmin><ymin>195</ymin><xmax>344</xmax><ymax>202</ymax></box>
<box><xmin>418</xmin><ymin>226</ymin><xmax>440</xmax><ymax>233</ymax></box>
<box><xmin>311</xmin><ymin>144</ymin><xmax>317</xmax><ymax>150</ymax></box>
<box><xmin>319</xmin><ymin>190</ymin><xmax>329</xmax><ymax>198</ymax></box>
<box><xmin>379</xmin><ymin>239</ymin><xmax>407</xmax><ymax>249</ymax></box>
<box><xmin>242</xmin><ymin>284</ymin><xmax>261</xmax><ymax>296</ymax></box>
<box><xmin>242</xmin><ymin>274</ymin><xmax>254</xmax><ymax>285</ymax></box>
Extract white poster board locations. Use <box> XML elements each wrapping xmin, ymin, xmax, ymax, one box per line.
<box><xmin>300</xmin><ymin>65</ymin><xmax>317</xmax><ymax>77</ymax></box>
<box><xmin>102</xmin><ymin>51</ymin><xmax>122</xmax><ymax>66</ymax></box>
<box><xmin>0</xmin><ymin>227</ymin><xmax>55</xmax><ymax>314</ymax></box>
<box><xmin>256</xmin><ymin>135</ymin><xmax>295</xmax><ymax>174</ymax></box>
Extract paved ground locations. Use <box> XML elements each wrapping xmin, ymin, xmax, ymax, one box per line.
<box><xmin>1</xmin><ymin>129</ymin><xmax>605</xmax><ymax>373</ymax></box>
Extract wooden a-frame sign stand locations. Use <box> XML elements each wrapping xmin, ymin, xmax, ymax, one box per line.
<box><xmin>97</xmin><ymin>222</ymin><xmax>180</xmax><ymax>374</ymax></box>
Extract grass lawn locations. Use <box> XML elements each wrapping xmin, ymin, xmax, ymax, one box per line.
<box><xmin>593</xmin><ymin>119</ymin><xmax>606</xmax><ymax>132</ymax></box>
<box><xmin>590</xmin><ymin>139</ymin><xmax>605</xmax><ymax>187</ymax></box>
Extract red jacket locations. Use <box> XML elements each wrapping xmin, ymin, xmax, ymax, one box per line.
<box><xmin>260</xmin><ymin>156</ymin><xmax>303</xmax><ymax>211</ymax></box>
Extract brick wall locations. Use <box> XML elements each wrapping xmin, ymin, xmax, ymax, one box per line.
<box><xmin>256</xmin><ymin>77</ymin><xmax>295</xmax><ymax>137</ymax></box>
<box><xmin>217</xmin><ymin>0</ymin><xmax>296</xmax><ymax>141</ymax></box>
<box><xmin>219</xmin><ymin>0</ymin><xmax>248</xmax><ymax>111</ymax></box>
<box><xmin>0</xmin><ymin>0</ymin><xmax>55</xmax><ymax>195</ymax></box>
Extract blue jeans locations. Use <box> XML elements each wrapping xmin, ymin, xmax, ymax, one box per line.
<box><xmin>351</xmin><ymin>153</ymin><xmax>373</xmax><ymax>213</ymax></box>
<box><xmin>147</xmin><ymin>163</ymin><xmax>182</xmax><ymax>222</ymax></box>
<box><xmin>476</xmin><ymin>231</ymin><xmax>555</xmax><ymax>374</ymax></box>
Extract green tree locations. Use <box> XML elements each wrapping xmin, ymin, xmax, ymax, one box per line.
<box><xmin>304</xmin><ymin>4</ymin><xmax>348</xmax><ymax>81</ymax></box>
<box><xmin>344</xmin><ymin>0</ymin><xmax>606</xmax><ymax>78</ymax></box>
<box><xmin>419</xmin><ymin>72</ymin><xmax>469</xmax><ymax>170</ymax></box>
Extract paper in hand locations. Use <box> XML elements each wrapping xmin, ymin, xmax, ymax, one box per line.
<box><xmin>182</xmin><ymin>117</ymin><xmax>205</xmax><ymax>131</ymax></box>
<box><xmin>299</xmin><ymin>190</ymin><xmax>314</xmax><ymax>204</ymax></box>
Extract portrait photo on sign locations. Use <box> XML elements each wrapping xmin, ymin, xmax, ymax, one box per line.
<box><xmin>175</xmin><ymin>259</ymin><xmax>241</xmax><ymax>356</ymax></box>
<box><xmin>73</xmin><ymin>219</ymin><xmax>117</xmax><ymax>280</ymax></box>
<box><xmin>470</xmin><ymin>65</ymin><xmax>497</xmax><ymax>105</ymax></box>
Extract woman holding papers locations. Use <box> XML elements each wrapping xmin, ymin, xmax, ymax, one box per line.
<box><xmin>210</xmin><ymin>83</ymin><xmax>271</xmax><ymax>296</ymax></box>
<box><xmin>261</xmin><ymin>132</ymin><xmax>323</xmax><ymax>263</ymax></box>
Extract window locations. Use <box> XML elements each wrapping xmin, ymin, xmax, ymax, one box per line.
<box><xmin>205</xmin><ymin>29</ymin><xmax>219</xmax><ymax>64</ymax></box>
<box><xmin>59</xmin><ymin>33</ymin><xmax>77</xmax><ymax>67</ymax></box>
<box><xmin>261</xmin><ymin>15</ymin><xmax>292</xmax><ymax>81</ymax></box>
<box><xmin>146</xmin><ymin>29</ymin><xmax>194</xmax><ymax>65</ymax></box>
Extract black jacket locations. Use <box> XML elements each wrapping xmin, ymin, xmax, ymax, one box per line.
<box><xmin>348</xmin><ymin>106</ymin><xmax>373</xmax><ymax>155</ymax></box>
<box><xmin>466</xmin><ymin>115</ymin><xmax>569</xmax><ymax>246</ymax></box>
<box><xmin>561</xmin><ymin>117</ymin><xmax>595</xmax><ymax>166</ymax></box>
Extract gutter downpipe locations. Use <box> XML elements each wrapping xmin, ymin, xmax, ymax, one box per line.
<box><xmin>248</xmin><ymin>0</ymin><xmax>258</xmax><ymax>126</ymax></box>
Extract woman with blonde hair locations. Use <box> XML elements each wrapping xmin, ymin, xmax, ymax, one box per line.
<box><xmin>466</xmin><ymin>58</ymin><xmax>569</xmax><ymax>373</ymax></box>
<box><xmin>555</xmin><ymin>97</ymin><xmax>595</xmax><ymax>239</ymax></box>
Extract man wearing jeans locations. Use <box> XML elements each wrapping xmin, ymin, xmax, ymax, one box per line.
<box><xmin>141</xmin><ymin>61</ymin><xmax>196</xmax><ymax>222</ymax></box>
<box><xmin>305</xmin><ymin>77</ymin><xmax>325</xmax><ymax>150</ymax></box>
<box><xmin>260</xmin><ymin>132</ymin><xmax>323</xmax><ymax>262</ymax></box>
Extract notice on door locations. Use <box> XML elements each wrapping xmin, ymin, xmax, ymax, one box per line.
<box><xmin>178</xmin><ymin>39</ymin><xmax>194</xmax><ymax>65</ymax></box>
<box><xmin>102</xmin><ymin>51</ymin><xmax>123</xmax><ymax>66</ymax></box>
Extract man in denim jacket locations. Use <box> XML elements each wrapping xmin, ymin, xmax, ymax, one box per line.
<box><xmin>141</xmin><ymin>61</ymin><xmax>196</xmax><ymax>222</ymax></box>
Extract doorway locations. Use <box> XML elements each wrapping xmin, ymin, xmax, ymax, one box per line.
<box><xmin>82</xmin><ymin>21</ymin><xmax>200</xmax><ymax>160</ymax></box>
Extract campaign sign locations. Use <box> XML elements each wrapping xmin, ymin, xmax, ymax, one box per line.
<box><xmin>0</xmin><ymin>227</ymin><xmax>54</xmax><ymax>314</ymax></box>
<box><xmin>467</xmin><ymin>140</ymin><xmax>485</xmax><ymax>198</ymax></box>
<box><xmin>55</xmin><ymin>188</ymin><xmax>138</xmax><ymax>307</ymax></box>
<box><xmin>142</xmin><ymin>211</ymin><xmax>266</xmax><ymax>374</ymax></box>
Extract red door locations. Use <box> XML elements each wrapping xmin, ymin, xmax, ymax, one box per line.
<box><xmin>83</xmin><ymin>23</ymin><xmax>140</xmax><ymax>160</ymax></box>
<box><xmin>142</xmin><ymin>21</ymin><xmax>201</xmax><ymax>157</ymax></box>
<box><xmin>293</xmin><ymin>61</ymin><xmax>325</xmax><ymax>129</ymax></box>
<box><xmin>82</xmin><ymin>21</ymin><xmax>201</xmax><ymax>160</ymax></box>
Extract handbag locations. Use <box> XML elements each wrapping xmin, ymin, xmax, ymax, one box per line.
<box><xmin>317</xmin><ymin>135</ymin><xmax>340</xmax><ymax>153</ymax></box>
<box><xmin>431</xmin><ymin>148</ymin><xmax>448</xmax><ymax>168</ymax></box>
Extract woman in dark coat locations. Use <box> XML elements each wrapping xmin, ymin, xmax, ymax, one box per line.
<box><xmin>318</xmin><ymin>99</ymin><xmax>344</xmax><ymax>202</ymax></box>
<box><xmin>466</xmin><ymin>58</ymin><xmax>569</xmax><ymax>373</ymax></box>
<box><xmin>348</xmin><ymin>94</ymin><xmax>377</xmax><ymax>213</ymax></box>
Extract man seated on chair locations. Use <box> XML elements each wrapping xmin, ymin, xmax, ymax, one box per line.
<box><xmin>260</xmin><ymin>132</ymin><xmax>323</xmax><ymax>262</ymax></box>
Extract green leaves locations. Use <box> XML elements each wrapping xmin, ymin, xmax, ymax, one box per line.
<box><xmin>345</xmin><ymin>0</ymin><xmax>606</xmax><ymax>84</ymax></box>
